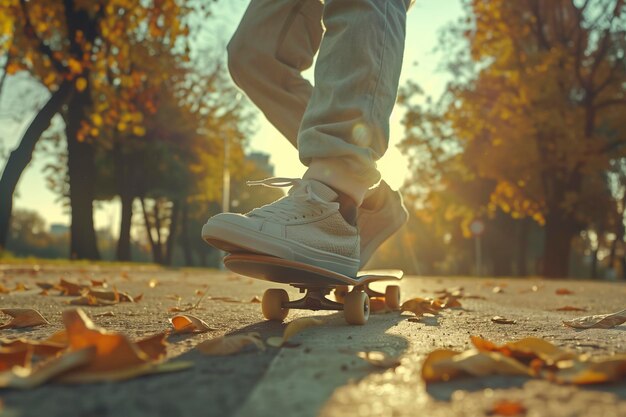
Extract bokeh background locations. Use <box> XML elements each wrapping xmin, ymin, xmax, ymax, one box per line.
<box><xmin>1</xmin><ymin>0</ymin><xmax>625</xmax><ymax>279</ymax></box>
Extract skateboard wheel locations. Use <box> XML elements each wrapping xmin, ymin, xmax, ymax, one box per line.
<box><xmin>343</xmin><ymin>291</ymin><xmax>370</xmax><ymax>325</ymax></box>
<box><xmin>334</xmin><ymin>285</ymin><xmax>350</xmax><ymax>303</ymax></box>
<box><xmin>385</xmin><ymin>285</ymin><xmax>401</xmax><ymax>310</ymax></box>
<box><xmin>262</xmin><ymin>289</ymin><xmax>290</xmax><ymax>321</ymax></box>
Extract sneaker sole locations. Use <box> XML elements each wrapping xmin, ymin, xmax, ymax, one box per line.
<box><xmin>201</xmin><ymin>220</ymin><xmax>360</xmax><ymax>277</ymax></box>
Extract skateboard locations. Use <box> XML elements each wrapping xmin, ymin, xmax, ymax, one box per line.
<box><xmin>223</xmin><ymin>253</ymin><xmax>403</xmax><ymax>325</ymax></box>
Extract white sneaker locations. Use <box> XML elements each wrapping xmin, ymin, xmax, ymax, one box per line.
<box><xmin>357</xmin><ymin>181</ymin><xmax>409</xmax><ymax>268</ymax></box>
<box><xmin>201</xmin><ymin>178</ymin><xmax>360</xmax><ymax>277</ymax></box>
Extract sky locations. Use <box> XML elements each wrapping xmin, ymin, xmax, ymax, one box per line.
<box><xmin>0</xmin><ymin>0</ymin><xmax>464</xmax><ymax>236</ymax></box>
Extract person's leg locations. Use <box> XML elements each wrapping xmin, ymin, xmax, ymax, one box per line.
<box><xmin>227</xmin><ymin>0</ymin><xmax>323</xmax><ymax>147</ymax></box>
<box><xmin>299</xmin><ymin>0</ymin><xmax>411</xmax><ymax>206</ymax></box>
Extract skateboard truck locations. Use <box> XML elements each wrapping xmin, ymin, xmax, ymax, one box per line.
<box><xmin>285</xmin><ymin>287</ymin><xmax>344</xmax><ymax>311</ymax></box>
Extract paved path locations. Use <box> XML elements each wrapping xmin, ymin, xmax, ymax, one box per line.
<box><xmin>0</xmin><ymin>264</ymin><xmax>624</xmax><ymax>417</ymax></box>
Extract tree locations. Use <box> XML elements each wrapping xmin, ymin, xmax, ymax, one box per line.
<box><xmin>0</xmin><ymin>0</ymin><xmax>201</xmax><ymax>258</ymax></box>
<box><xmin>401</xmin><ymin>0</ymin><xmax>626</xmax><ymax>277</ymax></box>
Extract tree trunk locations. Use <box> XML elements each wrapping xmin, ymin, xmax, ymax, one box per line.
<box><xmin>116</xmin><ymin>193</ymin><xmax>134</xmax><ymax>261</ymax></box>
<box><xmin>66</xmin><ymin>89</ymin><xmax>100</xmax><ymax>260</ymax></box>
<box><xmin>164</xmin><ymin>199</ymin><xmax>179</xmax><ymax>266</ymax></box>
<box><xmin>140</xmin><ymin>198</ymin><xmax>162</xmax><ymax>264</ymax></box>
<box><xmin>0</xmin><ymin>81</ymin><xmax>73</xmax><ymax>249</ymax></box>
<box><xmin>543</xmin><ymin>213</ymin><xmax>575</xmax><ymax>278</ymax></box>
<box><xmin>516</xmin><ymin>218</ymin><xmax>529</xmax><ymax>276</ymax></box>
<box><xmin>180</xmin><ymin>201</ymin><xmax>193</xmax><ymax>266</ymax></box>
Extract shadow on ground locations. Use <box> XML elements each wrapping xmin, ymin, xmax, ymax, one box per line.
<box><xmin>2</xmin><ymin>313</ymin><xmax>410</xmax><ymax>417</ymax></box>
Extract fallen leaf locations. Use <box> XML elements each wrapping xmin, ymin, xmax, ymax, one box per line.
<box><xmin>35</xmin><ymin>282</ymin><xmax>55</xmax><ymax>290</ymax></box>
<box><xmin>250</xmin><ymin>296</ymin><xmax>261</xmax><ymax>303</ymax></box>
<box><xmin>442</xmin><ymin>296</ymin><xmax>462</xmax><ymax>308</ymax></box>
<box><xmin>0</xmin><ymin>331</ymin><xmax>67</xmax><ymax>357</ymax></box>
<box><xmin>492</xmin><ymin>286</ymin><xmax>504</xmax><ymax>294</ymax></box>
<box><xmin>205</xmin><ymin>296</ymin><xmax>241</xmax><ymax>303</ymax></box>
<box><xmin>170</xmin><ymin>314</ymin><xmax>214</xmax><ymax>333</ymax></box>
<box><xmin>555</xmin><ymin>288</ymin><xmax>574</xmax><ymax>295</ymax></box>
<box><xmin>59</xmin><ymin>360</ymin><xmax>193</xmax><ymax>384</ymax></box>
<box><xmin>267</xmin><ymin>317</ymin><xmax>324</xmax><ymax>347</ymax></box>
<box><xmin>58</xmin><ymin>279</ymin><xmax>89</xmax><ymax>296</ymax></box>
<box><xmin>195</xmin><ymin>289</ymin><xmax>204</xmax><ymax>296</ymax></box>
<box><xmin>90</xmin><ymin>279</ymin><xmax>107</xmax><ymax>288</ymax></box>
<box><xmin>196</xmin><ymin>333</ymin><xmax>264</xmax><ymax>356</ymax></box>
<box><xmin>401</xmin><ymin>298</ymin><xmax>440</xmax><ymax>317</ymax></box>
<box><xmin>134</xmin><ymin>293</ymin><xmax>143</xmax><ymax>302</ymax></box>
<box><xmin>134</xmin><ymin>332</ymin><xmax>168</xmax><ymax>361</ymax></box>
<box><xmin>471</xmin><ymin>336</ymin><xmax>575</xmax><ymax>364</ymax></box>
<box><xmin>0</xmin><ymin>346</ymin><xmax>32</xmax><ymax>371</ymax></box>
<box><xmin>421</xmin><ymin>348</ymin><xmax>533</xmax><ymax>383</ymax></box>
<box><xmin>0</xmin><ymin>348</ymin><xmax>94</xmax><ymax>389</ymax></box>
<box><xmin>357</xmin><ymin>351</ymin><xmax>401</xmax><ymax>369</ymax></box>
<box><xmin>491</xmin><ymin>316</ymin><xmax>516</xmax><ymax>325</ymax></box>
<box><xmin>0</xmin><ymin>284</ymin><xmax>10</xmax><ymax>294</ymax></box>
<box><xmin>0</xmin><ymin>309</ymin><xmax>50</xmax><ymax>329</ymax></box>
<box><xmin>555</xmin><ymin>306</ymin><xmax>587</xmax><ymax>312</ymax></box>
<box><xmin>13</xmin><ymin>283</ymin><xmax>28</xmax><ymax>291</ymax></box>
<box><xmin>489</xmin><ymin>400</ymin><xmax>527</xmax><ymax>416</ymax></box>
<box><xmin>554</xmin><ymin>354</ymin><xmax>626</xmax><ymax>384</ymax></box>
<box><xmin>168</xmin><ymin>304</ymin><xmax>194</xmax><ymax>313</ymax></box>
<box><xmin>563</xmin><ymin>309</ymin><xmax>626</xmax><ymax>329</ymax></box>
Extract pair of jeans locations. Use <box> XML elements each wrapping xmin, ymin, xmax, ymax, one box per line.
<box><xmin>227</xmin><ymin>0</ymin><xmax>409</xmax><ymax>205</ymax></box>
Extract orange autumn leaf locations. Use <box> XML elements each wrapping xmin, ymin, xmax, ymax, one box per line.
<box><xmin>0</xmin><ymin>309</ymin><xmax>50</xmax><ymax>329</ymax></box>
<box><xmin>58</xmin><ymin>278</ymin><xmax>89</xmax><ymax>296</ymax></box>
<box><xmin>0</xmin><ymin>331</ymin><xmax>68</xmax><ymax>357</ymax></box>
<box><xmin>490</xmin><ymin>400</ymin><xmax>527</xmax><ymax>416</ymax></box>
<box><xmin>401</xmin><ymin>298</ymin><xmax>440</xmax><ymax>317</ymax></box>
<box><xmin>62</xmin><ymin>309</ymin><xmax>152</xmax><ymax>374</ymax></box>
<box><xmin>134</xmin><ymin>332</ymin><xmax>168</xmax><ymax>361</ymax></box>
<box><xmin>170</xmin><ymin>314</ymin><xmax>214</xmax><ymax>333</ymax></box>
<box><xmin>0</xmin><ymin>348</ymin><xmax>94</xmax><ymax>390</ymax></box>
<box><xmin>0</xmin><ymin>346</ymin><xmax>32</xmax><ymax>371</ymax></box>
<box><xmin>555</xmin><ymin>288</ymin><xmax>574</xmax><ymax>295</ymax></box>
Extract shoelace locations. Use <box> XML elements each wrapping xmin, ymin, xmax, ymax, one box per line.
<box><xmin>246</xmin><ymin>177</ymin><xmax>330</xmax><ymax>222</ymax></box>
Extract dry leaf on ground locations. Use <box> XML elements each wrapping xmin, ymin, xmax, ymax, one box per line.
<box><xmin>250</xmin><ymin>296</ymin><xmax>261</xmax><ymax>303</ymax></box>
<box><xmin>58</xmin><ymin>279</ymin><xmax>89</xmax><ymax>296</ymax></box>
<box><xmin>0</xmin><ymin>309</ymin><xmax>50</xmax><ymax>329</ymax></box>
<box><xmin>489</xmin><ymin>400</ymin><xmax>527</xmax><ymax>416</ymax></box>
<box><xmin>170</xmin><ymin>314</ymin><xmax>215</xmax><ymax>333</ymax></box>
<box><xmin>0</xmin><ymin>331</ymin><xmax>67</xmax><ymax>357</ymax></box>
<box><xmin>0</xmin><ymin>346</ymin><xmax>32</xmax><ymax>371</ymax></box>
<box><xmin>267</xmin><ymin>317</ymin><xmax>324</xmax><ymax>347</ymax></box>
<box><xmin>491</xmin><ymin>316</ymin><xmax>516</xmax><ymax>325</ymax></box>
<box><xmin>401</xmin><ymin>298</ymin><xmax>440</xmax><ymax>317</ymax></box>
<box><xmin>196</xmin><ymin>333</ymin><xmax>265</xmax><ymax>356</ymax></box>
<box><xmin>422</xmin><ymin>336</ymin><xmax>624</xmax><ymax>385</ymax></box>
<box><xmin>0</xmin><ymin>348</ymin><xmax>94</xmax><ymax>389</ymax></box>
<box><xmin>57</xmin><ymin>308</ymin><xmax>186</xmax><ymax>382</ymax></box>
<box><xmin>555</xmin><ymin>288</ymin><xmax>574</xmax><ymax>295</ymax></box>
<box><xmin>563</xmin><ymin>309</ymin><xmax>626</xmax><ymax>329</ymax></box>
<box><xmin>422</xmin><ymin>348</ymin><xmax>533</xmax><ymax>383</ymax></box>
<box><xmin>357</xmin><ymin>351</ymin><xmax>401</xmax><ymax>369</ymax></box>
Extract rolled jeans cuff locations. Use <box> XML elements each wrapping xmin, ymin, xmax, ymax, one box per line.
<box><xmin>304</xmin><ymin>158</ymin><xmax>381</xmax><ymax>206</ymax></box>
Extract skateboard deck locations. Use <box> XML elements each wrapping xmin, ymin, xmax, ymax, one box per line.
<box><xmin>223</xmin><ymin>253</ymin><xmax>403</xmax><ymax>287</ymax></box>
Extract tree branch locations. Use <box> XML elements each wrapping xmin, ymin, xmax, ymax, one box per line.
<box><xmin>19</xmin><ymin>0</ymin><xmax>66</xmax><ymax>74</ymax></box>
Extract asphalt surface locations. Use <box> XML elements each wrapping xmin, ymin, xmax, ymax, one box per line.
<box><xmin>0</xmin><ymin>264</ymin><xmax>625</xmax><ymax>417</ymax></box>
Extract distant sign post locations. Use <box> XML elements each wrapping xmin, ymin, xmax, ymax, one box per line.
<box><xmin>470</xmin><ymin>220</ymin><xmax>485</xmax><ymax>277</ymax></box>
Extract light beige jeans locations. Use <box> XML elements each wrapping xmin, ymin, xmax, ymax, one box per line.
<box><xmin>228</xmin><ymin>0</ymin><xmax>410</xmax><ymax>205</ymax></box>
